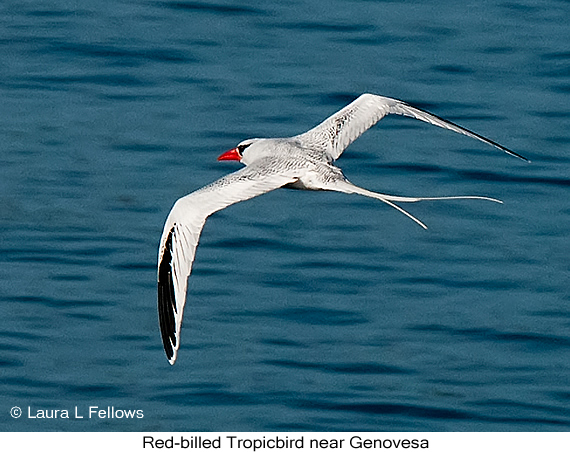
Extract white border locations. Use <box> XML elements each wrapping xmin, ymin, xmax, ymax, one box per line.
<box><xmin>1</xmin><ymin>432</ymin><xmax>568</xmax><ymax>452</ymax></box>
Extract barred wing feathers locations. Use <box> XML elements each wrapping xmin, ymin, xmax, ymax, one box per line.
<box><xmin>296</xmin><ymin>93</ymin><xmax>527</xmax><ymax>162</ymax></box>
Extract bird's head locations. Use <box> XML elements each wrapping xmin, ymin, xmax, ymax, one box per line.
<box><xmin>217</xmin><ymin>138</ymin><xmax>265</xmax><ymax>165</ymax></box>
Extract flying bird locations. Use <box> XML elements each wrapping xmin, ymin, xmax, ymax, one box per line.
<box><xmin>157</xmin><ymin>93</ymin><xmax>527</xmax><ymax>364</ymax></box>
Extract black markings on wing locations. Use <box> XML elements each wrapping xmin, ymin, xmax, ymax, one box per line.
<box><xmin>331</xmin><ymin>112</ymin><xmax>351</xmax><ymax>150</ymax></box>
<box><xmin>158</xmin><ymin>227</ymin><xmax>176</xmax><ymax>362</ymax></box>
<box><xmin>403</xmin><ymin>102</ymin><xmax>529</xmax><ymax>162</ymax></box>
<box><xmin>299</xmin><ymin>93</ymin><xmax>528</xmax><ymax>162</ymax></box>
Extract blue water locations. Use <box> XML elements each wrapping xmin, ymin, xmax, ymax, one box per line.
<box><xmin>1</xmin><ymin>0</ymin><xmax>569</xmax><ymax>432</ymax></box>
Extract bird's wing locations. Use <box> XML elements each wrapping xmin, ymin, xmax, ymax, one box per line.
<box><xmin>295</xmin><ymin>93</ymin><xmax>528</xmax><ymax>162</ymax></box>
<box><xmin>158</xmin><ymin>159</ymin><xmax>298</xmax><ymax>364</ymax></box>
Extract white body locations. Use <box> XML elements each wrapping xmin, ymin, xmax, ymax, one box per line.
<box><xmin>157</xmin><ymin>93</ymin><xmax>527</xmax><ymax>364</ymax></box>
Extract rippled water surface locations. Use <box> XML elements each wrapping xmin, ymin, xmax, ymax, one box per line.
<box><xmin>1</xmin><ymin>0</ymin><xmax>569</xmax><ymax>432</ymax></box>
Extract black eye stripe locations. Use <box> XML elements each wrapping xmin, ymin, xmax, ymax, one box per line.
<box><xmin>237</xmin><ymin>143</ymin><xmax>251</xmax><ymax>152</ymax></box>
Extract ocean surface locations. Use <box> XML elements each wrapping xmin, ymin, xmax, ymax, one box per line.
<box><xmin>1</xmin><ymin>0</ymin><xmax>569</xmax><ymax>432</ymax></box>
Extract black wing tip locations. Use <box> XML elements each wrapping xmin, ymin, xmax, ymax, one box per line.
<box><xmin>158</xmin><ymin>227</ymin><xmax>178</xmax><ymax>364</ymax></box>
<box><xmin>493</xmin><ymin>142</ymin><xmax>529</xmax><ymax>163</ymax></box>
<box><xmin>494</xmin><ymin>144</ymin><xmax>530</xmax><ymax>163</ymax></box>
<box><xmin>401</xmin><ymin>100</ymin><xmax>530</xmax><ymax>163</ymax></box>
<box><xmin>509</xmin><ymin>151</ymin><xmax>530</xmax><ymax>163</ymax></box>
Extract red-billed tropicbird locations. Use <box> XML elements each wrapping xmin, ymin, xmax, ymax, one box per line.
<box><xmin>158</xmin><ymin>93</ymin><xmax>527</xmax><ymax>364</ymax></box>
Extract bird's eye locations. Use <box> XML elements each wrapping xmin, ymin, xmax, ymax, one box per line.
<box><xmin>237</xmin><ymin>144</ymin><xmax>249</xmax><ymax>153</ymax></box>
